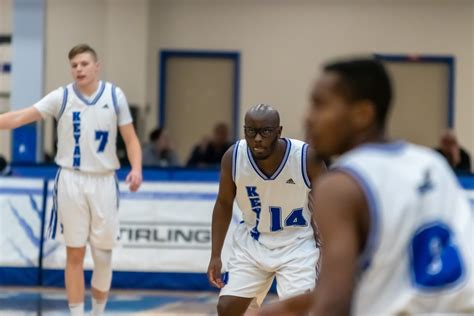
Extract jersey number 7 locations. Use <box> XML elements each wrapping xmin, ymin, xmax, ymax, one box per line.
<box><xmin>95</xmin><ymin>130</ymin><xmax>109</xmax><ymax>153</ymax></box>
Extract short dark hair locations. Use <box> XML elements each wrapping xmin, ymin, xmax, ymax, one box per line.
<box><xmin>68</xmin><ymin>44</ymin><xmax>98</xmax><ymax>61</ymax></box>
<box><xmin>149</xmin><ymin>128</ymin><xmax>163</xmax><ymax>142</ymax></box>
<box><xmin>324</xmin><ymin>58</ymin><xmax>392</xmax><ymax>129</ymax></box>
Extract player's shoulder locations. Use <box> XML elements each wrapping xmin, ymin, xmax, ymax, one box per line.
<box><xmin>50</xmin><ymin>84</ymin><xmax>71</xmax><ymax>94</ymax></box>
<box><xmin>336</xmin><ymin>141</ymin><xmax>451</xmax><ymax>172</ymax></box>
<box><xmin>40</xmin><ymin>85</ymin><xmax>68</xmax><ymax>102</ymax></box>
<box><xmin>104</xmin><ymin>81</ymin><xmax>123</xmax><ymax>92</ymax></box>
<box><xmin>223</xmin><ymin>140</ymin><xmax>242</xmax><ymax>161</ymax></box>
<box><xmin>285</xmin><ymin>138</ymin><xmax>308</xmax><ymax>157</ymax></box>
<box><xmin>65</xmin><ymin>82</ymin><xmax>74</xmax><ymax>88</ymax></box>
<box><xmin>233</xmin><ymin>138</ymin><xmax>246</xmax><ymax>152</ymax></box>
<box><xmin>337</xmin><ymin>141</ymin><xmax>409</xmax><ymax>164</ymax></box>
<box><xmin>287</xmin><ymin>138</ymin><xmax>306</xmax><ymax>148</ymax></box>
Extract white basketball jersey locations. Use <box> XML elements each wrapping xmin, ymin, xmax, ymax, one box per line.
<box><xmin>333</xmin><ymin>141</ymin><xmax>474</xmax><ymax>314</ymax></box>
<box><xmin>35</xmin><ymin>81</ymin><xmax>132</xmax><ymax>173</ymax></box>
<box><xmin>233</xmin><ymin>138</ymin><xmax>314</xmax><ymax>249</ymax></box>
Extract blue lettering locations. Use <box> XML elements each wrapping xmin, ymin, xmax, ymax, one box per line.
<box><xmin>246</xmin><ymin>186</ymin><xmax>262</xmax><ymax>241</ymax></box>
<box><xmin>73</xmin><ymin>156</ymin><xmax>80</xmax><ymax>167</ymax></box>
<box><xmin>73</xmin><ymin>122</ymin><xmax>80</xmax><ymax>133</ymax></box>
<box><xmin>73</xmin><ymin>111</ymin><xmax>80</xmax><ymax>121</ymax></box>
<box><xmin>249</xmin><ymin>197</ymin><xmax>261</xmax><ymax>208</ymax></box>
<box><xmin>72</xmin><ymin>111</ymin><xmax>81</xmax><ymax>168</ymax></box>
<box><xmin>246</xmin><ymin>186</ymin><xmax>258</xmax><ymax>197</ymax></box>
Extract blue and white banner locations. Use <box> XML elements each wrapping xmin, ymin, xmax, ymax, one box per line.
<box><xmin>0</xmin><ymin>178</ymin><xmax>45</xmax><ymax>268</ymax></box>
<box><xmin>1</xmin><ymin>175</ymin><xmax>473</xmax><ymax>289</ymax></box>
<box><xmin>0</xmin><ymin>178</ymin><xmax>48</xmax><ymax>285</ymax></box>
<box><xmin>41</xmin><ymin>181</ymin><xmax>240</xmax><ymax>288</ymax></box>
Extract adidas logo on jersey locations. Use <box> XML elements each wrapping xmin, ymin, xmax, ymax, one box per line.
<box><xmin>102</xmin><ymin>104</ymin><xmax>109</xmax><ymax>109</ymax></box>
<box><xmin>286</xmin><ymin>178</ymin><xmax>295</xmax><ymax>184</ymax></box>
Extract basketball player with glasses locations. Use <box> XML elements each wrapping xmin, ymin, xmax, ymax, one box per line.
<box><xmin>207</xmin><ymin>104</ymin><xmax>326</xmax><ymax>315</ymax></box>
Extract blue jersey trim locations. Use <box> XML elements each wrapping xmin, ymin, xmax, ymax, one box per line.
<box><xmin>72</xmin><ymin>80</ymin><xmax>106</xmax><ymax>106</ymax></box>
<box><xmin>357</xmin><ymin>141</ymin><xmax>407</xmax><ymax>153</ymax></box>
<box><xmin>301</xmin><ymin>144</ymin><xmax>311</xmax><ymax>188</ymax></box>
<box><xmin>232</xmin><ymin>141</ymin><xmax>240</xmax><ymax>182</ymax></box>
<box><xmin>111</xmin><ymin>84</ymin><xmax>119</xmax><ymax>114</ymax></box>
<box><xmin>47</xmin><ymin>168</ymin><xmax>61</xmax><ymax>239</ymax></box>
<box><xmin>114</xmin><ymin>173</ymin><xmax>120</xmax><ymax>210</ymax></box>
<box><xmin>57</xmin><ymin>87</ymin><xmax>68</xmax><ymax>120</ymax></box>
<box><xmin>336</xmin><ymin>166</ymin><xmax>380</xmax><ymax>271</ymax></box>
<box><xmin>246</xmin><ymin>138</ymin><xmax>291</xmax><ymax>181</ymax></box>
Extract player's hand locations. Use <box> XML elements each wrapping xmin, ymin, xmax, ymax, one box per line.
<box><xmin>207</xmin><ymin>256</ymin><xmax>225</xmax><ymax>288</ymax></box>
<box><xmin>126</xmin><ymin>169</ymin><xmax>142</xmax><ymax>192</ymax></box>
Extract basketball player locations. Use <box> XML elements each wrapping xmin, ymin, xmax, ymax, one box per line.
<box><xmin>0</xmin><ymin>44</ymin><xmax>142</xmax><ymax>316</ymax></box>
<box><xmin>207</xmin><ymin>104</ymin><xmax>326</xmax><ymax>316</ymax></box>
<box><xmin>252</xmin><ymin>58</ymin><xmax>474</xmax><ymax>315</ymax></box>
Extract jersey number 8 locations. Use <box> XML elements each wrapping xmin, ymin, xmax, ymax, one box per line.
<box><xmin>410</xmin><ymin>221</ymin><xmax>464</xmax><ymax>290</ymax></box>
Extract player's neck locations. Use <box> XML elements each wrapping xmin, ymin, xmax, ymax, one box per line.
<box><xmin>76</xmin><ymin>80</ymin><xmax>100</xmax><ymax>97</ymax></box>
<box><xmin>351</xmin><ymin>129</ymin><xmax>388</xmax><ymax>150</ymax></box>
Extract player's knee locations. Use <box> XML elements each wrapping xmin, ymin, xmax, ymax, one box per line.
<box><xmin>66</xmin><ymin>247</ymin><xmax>86</xmax><ymax>266</ymax></box>
<box><xmin>216</xmin><ymin>299</ymin><xmax>231</xmax><ymax>316</ymax></box>
<box><xmin>217</xmin><ymin>297</ymin><xmax>240</xmax><ymax>316</ymax></box>
<box><xmin>91</xmin><ymin>246</ymin><xmax>113</xmax><ymax>292</ymax></box>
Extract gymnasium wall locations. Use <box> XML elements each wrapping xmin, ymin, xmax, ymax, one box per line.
<box><xmin>147</xmin><ymin>0</ymin><xmax>474</xmax><ymax>154</ymax></box>
<box><xmin>43</xmin><ymin>0</ymin><xmax>149</xmax><ymax>153</ymax></box>
<box><xmin>0</xmin><ymin>0</ymin><xmax>473</xmax><ymax>160</ymax></box>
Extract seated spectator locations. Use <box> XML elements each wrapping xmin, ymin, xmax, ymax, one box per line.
<box><xmin>435</xmin><ymin>129</ymin><xmax>471</xmax><ymax>173</ymax></box>
<box><xmin>142</xmin><ymin>128</ymin><xmax>180</xmax><ymax>167</ymax></box>
<box><xmin>0</xmin><ymin>155</ymin><xmax>11</xmax><ymax>176</ymax></box>
<box><xmin>187</xmin><ymin>122</ymin><xmax>232</xmax><ymax>168</ymax></box>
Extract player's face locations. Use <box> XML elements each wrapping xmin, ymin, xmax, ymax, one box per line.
<box><xmin>70</xmin><ymin>52</ymin><xmax>100</xmax><ymax>88</ymax></box>
<box><xmin>244</xmin><ymin>116</ymin><xmax>282</xmax><ymax>160</ymax></box>
<box><xmin>306</xmin><ymin>72</ymin><xmax>356</xmax><ymax>159</ymax></box>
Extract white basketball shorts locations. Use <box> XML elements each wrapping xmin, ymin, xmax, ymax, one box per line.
<box><xmin>48</xmin><ymin>168</ymin><xmax>120</xmax><ymax>249</ymax></box>
<box><xmin>220</xmin><ymin>223</ymin><xmax>319</xmax><ymax>306</ymax></box>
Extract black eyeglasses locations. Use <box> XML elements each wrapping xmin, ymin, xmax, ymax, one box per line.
<box><xmin>243</xmin><ymin>126</ymin><xmax>279</xmax><ymax>138</ymax></box>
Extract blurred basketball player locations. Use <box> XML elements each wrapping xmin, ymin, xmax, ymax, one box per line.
<box><xmin>252</xmin><ymin>58</ymin><xmax>474</xmax><ymax>315</ymax></box>
<box><xmin>207</xmin><ymin>104</ymin><xmax>326</xmax><ymax>316</ymax></box>
<box><xmin>0</xmin><ymin>44</ymin><xmax>142</xmax><ymax>316</ymax></box>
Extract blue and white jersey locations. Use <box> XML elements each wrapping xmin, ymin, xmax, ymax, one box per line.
<box><xmin>333</xmin><ymin>141</ymin><xmax>474</xmax><ymax>315</ymax></box>
<box><xmin>34</xmin><ymin>81</ymin><xmax>132</xmax><ymax>173</ymax></box>
<box><xmin>233</xmin><ymin>138</ymin><xmax>314</xmax><ymax>250</ymax></box>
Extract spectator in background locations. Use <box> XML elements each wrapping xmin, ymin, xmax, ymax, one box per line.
<box><xmin>435</xmin><ymin>129</ymin><xmax>471</xmax><ymax>173</ymax></box>
<box><xmin>0</xmin><ymin>155</ymin><xmax>11</xmax><ymax>176</ymax></box>
<box><xmin>142</xmin><ymin>128</ymin><xmax>180</xmax><ymax>167</ymax></box>
<box><xmin>187</xmin><ymin>122</ymin><xmax>232</xmax><ymax>168</ymax></box>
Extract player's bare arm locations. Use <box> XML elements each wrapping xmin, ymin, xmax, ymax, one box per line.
<box><xmin>311</xmin><ymin>171</ymin><xmax>369</xmax><ymax>316</ymax></box>
<box><xmin>119</xmin><ymin>123</ymin><xmax>143</xmax><ymax>192</ymax></box>
<box><xmin>306</xmin><ymin>147</ymin><xmax>327</xmax><ymax>183</ymax></box>
<box><xmin>0</xmin><ymin>106</ymin><xmax>43</xmax><ymax>130</ymax></box>
<box><xmin>207</xmin><ymin>146</ymin><xmax>236</xmax><ymax>289</ymax></box>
